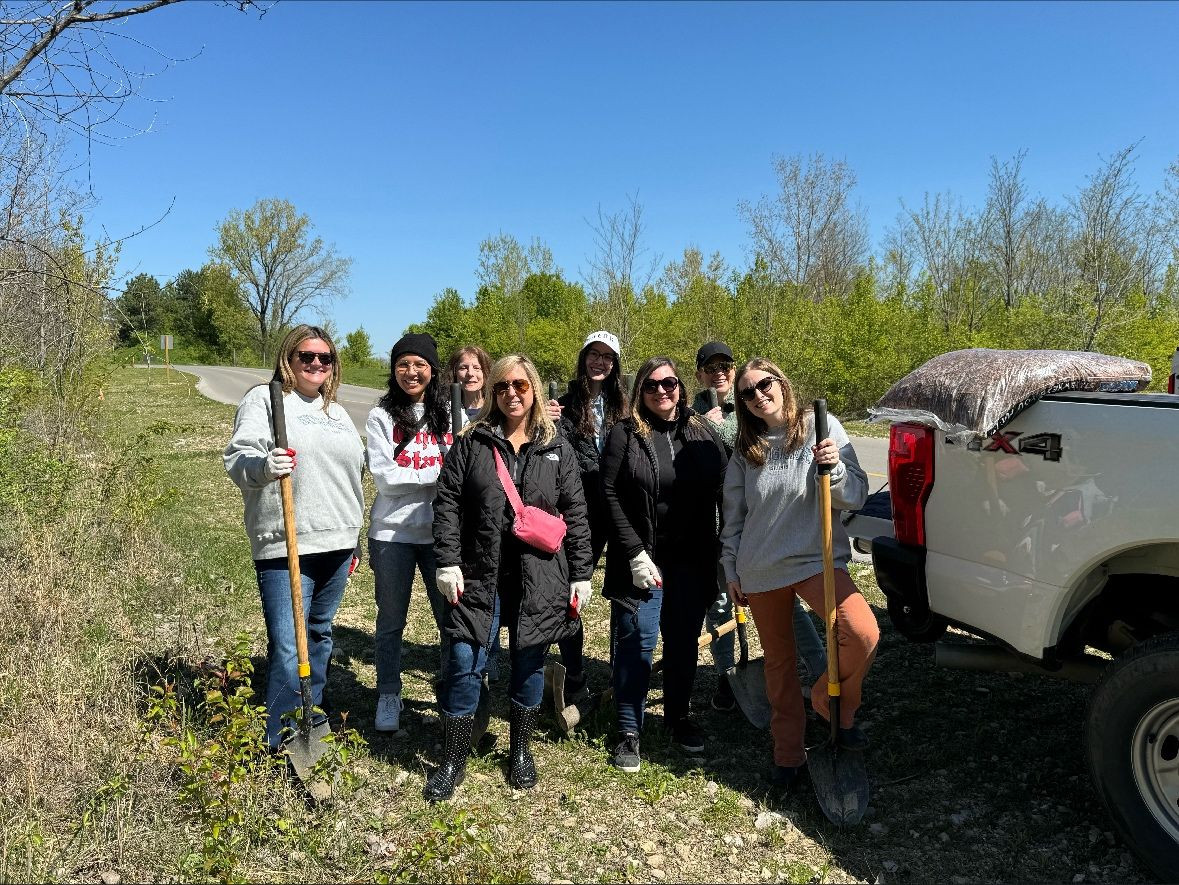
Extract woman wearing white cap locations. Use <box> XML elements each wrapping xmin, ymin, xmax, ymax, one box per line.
<box><xmin>550</xmin><ymin>330</ymin><xmax>628</xmax><ymax>699</ymax></box>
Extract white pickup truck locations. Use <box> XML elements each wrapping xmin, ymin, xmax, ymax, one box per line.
<box><xmin>847</xmin><ymin>386</ymin><xmax>1179</xmax><ymax>880</ymax></box>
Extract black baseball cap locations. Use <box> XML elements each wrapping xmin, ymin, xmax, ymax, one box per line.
<box><xmin>696</xmin><ymin>341</ymin><xmax>734</xmax><ymax>369</ymax></box>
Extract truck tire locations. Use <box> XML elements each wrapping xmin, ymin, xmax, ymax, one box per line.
<box><xmin>1085</xmin><ymin>633</ymin><xmax>1179</xmax><ymax>881</ymax></box>
<box><xmin>885</xmin><ymin>595</ymin><xmax>948</xmax><ymax>643</ymax></box>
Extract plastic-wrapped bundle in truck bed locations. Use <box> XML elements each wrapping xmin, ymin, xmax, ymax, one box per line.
<box><xmin>868</xmin><ymin>348</ymin><xmax>1151</xmax><ymax>442</ymax></box>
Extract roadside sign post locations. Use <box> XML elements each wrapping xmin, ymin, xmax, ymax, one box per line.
<box><xmin>160</xmin><ymin>335</ymin><xmax>173</xmax><ymax>379</ymax></box>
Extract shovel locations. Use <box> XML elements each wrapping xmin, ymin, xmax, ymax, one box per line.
<box><xmin>268</xmin><ymin>377</ymin><xmax>334</xmax><ymax>802</ymax></box>
<box><xmin>725</xmin><ymin>606</ymin><xmax>773</xmax><ymax>729</ymax></box>
<box><xmin>806</xmin><ymin>398</ymin><xmax>869</xmax><ymax>826</ymax></box>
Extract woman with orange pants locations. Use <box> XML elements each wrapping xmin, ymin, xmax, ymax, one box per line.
<box><xmin>719</xmin><ymin>357</ymin><xmax>879</xmax><ymax>790</ymax></box>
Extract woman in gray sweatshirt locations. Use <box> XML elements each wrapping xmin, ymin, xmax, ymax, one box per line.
<box><xmin>223</xmin><ymin>325</ymin><xmax>365</xmax><ymax>751</ymax></box>
<box><xmin>720</xmin><ymin>357</ymin><xmax>879</xmax><ymax>791</ymax></box>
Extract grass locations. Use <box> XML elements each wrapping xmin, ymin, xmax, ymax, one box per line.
<box><xmin>1</xmin><ymin>366</ymin><xmax>1157</xmax><ymax>883</ymax></box>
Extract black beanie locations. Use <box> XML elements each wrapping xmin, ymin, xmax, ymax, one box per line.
<box><xmin>390</xmin><ymin>333</ymin><xmax>440</xmax><ymax>373</ymax></box>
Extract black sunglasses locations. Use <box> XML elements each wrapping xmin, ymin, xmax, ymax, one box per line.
<box><xmin>296</xmin><ymin>350</ymin><xmax>335</xmax><ymax>366</ymax></box>
<box><xmin>493</xmin><ymin>378</ymin><xmax>531</xmax><ymax>395</ymax></box>
<box><xmin>738</xmin><ymin>376</ymin><xmax>778</xmax><ymax>401</ymax></box>
<box><xmin>641</xmin><ymin>376</ymin><xmax>679</xmax><ymax>395</ymax></box>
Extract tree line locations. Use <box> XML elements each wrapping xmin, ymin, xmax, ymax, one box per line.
<box><xmin>103</xmin><ymin>145</ymin><xmax>1179</xmax><ymax>415</ymax></box>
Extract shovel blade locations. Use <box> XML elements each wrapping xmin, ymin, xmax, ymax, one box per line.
<box><xmin>283</xmin><ymin>719</ymin><xmax>335</xmax><ymax>802</ymax></box>
<box><xmin>725</xmin><ymin>660</ymin><xmax>773</xmax><ymax>730</ymax></box>
<box><xmin>808</xmin><ymin>743</ymin><xmax>869</xmax><ymax>826</ymax></box>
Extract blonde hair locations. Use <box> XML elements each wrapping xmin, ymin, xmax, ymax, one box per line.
<box><xmin>274</xmin><ymin>324</ymin><xmax>340</xmax><ymax>412</ymax></box>
<box><xmin>471</xmin><ymin>354</ymin><xmax>555</xmax><ymax>445</ymax></box>
<box><xmin>733</xmin><ymin>357</ymin><xmax>808</xmax><ymax>466</ymax></box>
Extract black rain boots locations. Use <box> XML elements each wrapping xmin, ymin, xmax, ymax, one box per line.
<box><xmin>423</xmin><ymin>713</ymin><xmax>475</xmax><ymax>802</ymax></box>
<box><xmin>507</xmin><ymin>700</ymin><xmax>541</xmax><ymax>789</ymax></box>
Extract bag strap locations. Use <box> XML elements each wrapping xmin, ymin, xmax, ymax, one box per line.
<box><xmin>392</xmin><ymin>413</ymin><xmax>429</xmax><ymax>461</ymax></box>
<box><xmin>493</xmin><ymin>447</ymin><xmax>526</xmax><ymax>516</ymax></box>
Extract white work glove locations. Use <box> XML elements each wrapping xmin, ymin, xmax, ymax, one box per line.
<box><xmin>263</xmin><ymin>447</ymin><xmax>295</xmax><ymax>481</ymax></box>
<box><xmin>436</xmin><ymin>566</ymin><xmax>464</xmax><ymax>605</ymax></box>
<box><xmin>628</xmin><ymin>550</ymin><xmax>662</xmax><ymax>590</ymax></box>
<box><xmin>570</xmin><ymin>580</ymin><xmax>593</xmax><ymax>614</ymax></box>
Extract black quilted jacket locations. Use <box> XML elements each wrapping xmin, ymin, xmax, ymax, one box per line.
<box><xmin>433</xmin><ymin>422</ymin><xmax>593</xmax><ymax>649</ymax></box>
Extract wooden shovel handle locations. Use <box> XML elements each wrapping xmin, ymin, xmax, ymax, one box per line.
<box><xmin>652</xmin><ymin>617</ymin><xmax>738</xmax><ymax>674</ymax></box>
<box><xmin>270</xmin><ymin>379</ymin><xmax>311</xmax><ymax>679</ymax></box>
<box><xmin>815</xmin><ymin>399</ymin><xmax>840</xmax><ymax>738</ymax></box>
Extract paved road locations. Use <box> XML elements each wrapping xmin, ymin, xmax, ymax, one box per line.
<box><xmin>170</xmin><ymin>363</ymin><xmax>889</xmax><ymax>479</ymax></box>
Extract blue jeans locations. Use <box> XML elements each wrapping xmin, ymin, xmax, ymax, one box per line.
<box><xmin>443</xmin><ymin>635</ymin><xmax>547</xmax><ymax>717</ymax></box>
<box><xmin>369</xmin><ymin>538</ymin><xmax>450</xmax><ymax>695</ymax></box>
<box><xmin>255</xmin><ymin>549</ymin><xmax>351</xmax><ymax>749</ymax></box>
<box><xmin>611</xmin><ymin>559</ymin><xmax>712</xmax><ymax>733</ymax></box>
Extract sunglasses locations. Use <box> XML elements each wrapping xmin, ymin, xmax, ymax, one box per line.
<box><xmin>702</xmin><ymin>361</ymin><xmax>734</xmax><ymax>375</ymax></box>
<box><xmin>493</xmin><ymin>378</ymin><xmax>531</xmax><ymax>396</ymax></box>
<box><xmin>641</xmin><ymin>376</ymin><xmax>680</xmax><ymax>395</ymax></box>
<box><xmin>738</xmin><ymin>376</ymin><xmax>779</xmax><ymax>402</ymax></box>
<box><xmin>296</xmin><ymin>351</ymin><xmax>335</xmax><ymax>366</ymax></box>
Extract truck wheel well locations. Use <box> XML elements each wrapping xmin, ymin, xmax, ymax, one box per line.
<box><xmin>1063</xmin><ymin>573</ymin><xmax>1179</xmax><ymax>656</ymax></box>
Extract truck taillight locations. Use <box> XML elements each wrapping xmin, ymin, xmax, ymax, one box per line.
<box><xmin>889</xmin><ymin>422</ymin><xmax>935</xmax><ymax>547</ymax></box>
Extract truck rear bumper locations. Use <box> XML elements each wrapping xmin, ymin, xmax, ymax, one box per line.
<box><xmin>871</xmin><ymin>537</ymin><xmax>927</xmax><ymax>603</ymax></box>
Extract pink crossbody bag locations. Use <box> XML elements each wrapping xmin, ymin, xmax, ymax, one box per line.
<box><xmin>493</xmin><ymin>447</ymin><xmax>567</xmax><ymax>554</ymax></box>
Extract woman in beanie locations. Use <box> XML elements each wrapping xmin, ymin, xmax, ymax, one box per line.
<box><xmin>223</xmin><ymin>325</ymin><xmax>364</xmax><ymax>751</ymax></box>
<box><xmin>366</xmin><ymin>332</ymin><xmax>453</xmax><ymax>733</ymax></box>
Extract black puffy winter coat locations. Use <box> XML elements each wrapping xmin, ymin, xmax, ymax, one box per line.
<box><xmin>433</xmin><ymin>422</ymin><xmax>593</xmax><ymax>649</ymax></box>
<box><xmin>600</xmin><ymin>409</ymin><xmax>728</xmax><ymax>609</ymax></box>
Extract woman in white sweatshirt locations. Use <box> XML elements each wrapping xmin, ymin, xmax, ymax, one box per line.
<box><xmin>223</xmin><ymin>325</ymin><xmax>365</xmax><ymax>751</ymax></box>
<box><xmin>366</xmin><ymin>333</ymin><xmax>454</xmax><ymax>733</ymax></box>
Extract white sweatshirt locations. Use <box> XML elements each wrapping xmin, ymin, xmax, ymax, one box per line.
<box><xmin>366</xmin><ymin>403</ymin><xmax>454</xmax><ymax>545</ymax></box>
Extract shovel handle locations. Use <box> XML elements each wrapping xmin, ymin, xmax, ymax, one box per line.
<box><xmin>652</xmin><ymin>617</ymin><xmax>738</xmax><ymax>674</ymax></box>
<box><xmin>451</xmin><ymin>382</ymin><xmax>463</xmax><ymax>434</ymax></box>
<box><xmin>707</xmin><ymin>387</ymin><xmax>719</xmax><ymax>411</ymax></box>
<box><xmin>736</xmin><ymin>605</ymin><xmax>750</xmax><ymax>667</ymax></box>
<box><xmin>815</xmin><ymin>399</ymin><xmax>840</xmax><ymax>740</ymax></box>
<box><xmin>270</xmin><ymin>379</ymin><xmax>311</xmax><ymax>682</ymax></box>
<box><xmin>549</xmin><ymin>381</ymin><xmax>560</xmax><ymax>403</ymax></box>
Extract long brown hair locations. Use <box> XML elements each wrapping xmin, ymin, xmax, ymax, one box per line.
<box><xmin>567</xmin><ymin>340</ymin><xmax>628</xmax><ymax>439</ymax></box>
<box><xmin>446</xmin><ymin>345</ymin><xmax>492</xmax><ymax>406</ymax></box>
<box><xmin>733</xmin><ymin>357</ymin><xmax>808</xmax><ymax>466</ymax></box>
<box><xmin>274</xmin><ymin>324</ymin><xmax>340</xmax><ymax>412</ymax></box>
<box><xmin>471</xmin><ymin>354</ymin><xmax>556</xmax><ymax>445</ymax></box>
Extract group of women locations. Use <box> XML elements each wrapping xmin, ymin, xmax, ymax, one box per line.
<box><xmin>223</xmin><ymin>323</ymin><xmax>880</xmax><ymax>802</ymax></box>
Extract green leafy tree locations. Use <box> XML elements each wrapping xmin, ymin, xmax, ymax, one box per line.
<box><xmin>340</xmin><ymin>327</ymin><xmax>374</xmax><ymax>367</ymax></box>
<box><xmin>113</xmin><ymin>273</ymin><xmax>164</xmax><ymax>348</ymax></box>
<box><xmin>210</xmin><ymin>198</ymin><xmax>352</xmax><ymax>363</ymax></box>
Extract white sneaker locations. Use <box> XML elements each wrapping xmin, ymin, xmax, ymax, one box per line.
<box><xmin>375</xmin><ymin>693</ymin><xmax>403</xmax><ymax>732</ymax></box>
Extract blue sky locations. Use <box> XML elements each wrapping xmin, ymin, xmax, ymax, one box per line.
<box><xmin>79</xmin><ymin>0</ymin><xmax>1178</xmax><ymax>354</ymax></box>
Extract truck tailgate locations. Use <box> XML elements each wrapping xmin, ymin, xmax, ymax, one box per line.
<box><xmin>843</xmin><ymin>489</ymin><xmax>895</xmax><ymax>554</ymax></box>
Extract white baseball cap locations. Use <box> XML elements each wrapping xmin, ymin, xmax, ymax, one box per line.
<box><xmin>582</xmin><ymin>330</ymin><xmax>620</xmax><ymax>360</ymax></box>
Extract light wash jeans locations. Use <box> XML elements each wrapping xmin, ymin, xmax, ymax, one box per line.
<box><xmin>369</xmin><ymin>539</ymin><xmax>450</xmax><ymax>695</ymax></box>
<box><xmin>255</xmin><ymin>549</ymin><xmax>351</xmax><ymax>749</ymax></box>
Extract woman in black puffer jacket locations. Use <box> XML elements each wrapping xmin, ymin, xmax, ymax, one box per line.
<box><xmin>425</xmin><ymin>354</ymin><xmax>592</xmax><ymax>801</ymax></box>
<box><xmin>601</xmin><ymin>356</ymin><xmax>728</xmax><ymax>774</ymax></box>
